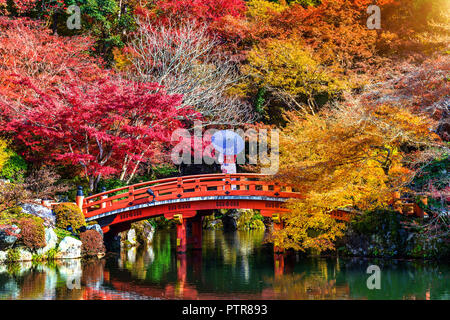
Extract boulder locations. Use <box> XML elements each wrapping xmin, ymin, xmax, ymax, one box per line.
<box><xmin>127</xmin><ymin>247</ymin><xmax>137</xmax><ymax>264</ymax></box>
<box><xmin>18</xmin><ymin>248</ymin><xmax>32</xmax><ymax>261</ymax></box>
<box><xmin>143</xmin><ymin>221</ymin><xmax>155</xmax><ymax>244</ymax></box>
<box><xmin>0</xmin><ymin>250</ymin><xmax>7</xmax><ymax>262</ymax></box>
<box><xmin>0</xmin><ymin>224</ymin><xmax>21</xmax><ymax>250</ymax></box>
<box><xmin>36</xmin><ymin>228</ymin><xmax>58</xmax><ymax>255</ymax></box>
<box><xmin>56</xmin><ymin>237</ymin><xmax>82</xmax><ymax>259</ymax></box>
<box><xmin>127</xmin><ymin>228</ymin><xmax>137</xmax><ymax>246</ymax></box>
<box><xmin>86</xmin><ymin>224</ymin><xmax>103</xmax><ymax>238</ymax></box>
<box><xmin>20</xmin><ymin>203</ymin><xmax>56</xmax><ymax>228</ymax></box>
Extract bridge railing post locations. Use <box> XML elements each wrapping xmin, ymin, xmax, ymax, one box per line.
<box><xmin>101</xmin><ymin>186</ymin><xmax>107</xmax><ymax>209</ymax></box>
<box><xmin>76</xmin><ymin>186</ymin><xmax>84</xmax><ymax>212</ymax></box>
<box><xmin>128</xmin><ymin>186</ymin><xmax>135</xmax><ymax>204</ymax></box>
<box><xmin>224</xmin><ymin>174</ymin><xmax>231</xmax><ymax>193</ymax></box>
<box><xmin>177</xmin><ymin>177</ymin><xmax>183</xmax><ymax>198</ymax></box>
<box><xmin>194</xmin><ymin>179</ymin><xmax>200</xmax><ymax>194</ymax></box>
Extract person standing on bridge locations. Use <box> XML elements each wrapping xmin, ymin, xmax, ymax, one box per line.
<box><xmin>212</xmin><ymin>130</ymin><xmax>244</xmax><ymax>191</ymax></box>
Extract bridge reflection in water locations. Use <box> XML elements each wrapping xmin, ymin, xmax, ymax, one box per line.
<box><xmin>86</xmin><ymin>230</ymin><xmax>449</xmax><ymax>300</ymax></box>
<box><xmin>0</xmin><ymin>230</ymin><xmax>448</xmax><ymax>300</ymax></box>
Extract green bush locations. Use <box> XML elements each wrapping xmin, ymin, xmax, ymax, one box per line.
<box><xmin>6</xmin><ymin>248</ymin><xmax>20</xmax><ymax>263</ymax></box>
<box><xmin>80</xmin><ymin>230</ymin><xmax>105</xmax><ymax>257</ymax></box>
<box><xmin>0</xmin><ymin>206</ymin><xmax>26</xmax><ymax>224</ymax></box>
<box><xmin>54</xmin><ymin>227</ymin><xmax>77</xmax><ymax>241</ymax></box>
<box><xmin>237</xmin><ymin>210</ymin><xmax>265</xmax><ymax>230</ymax></box>
<box><xmin>152</xmin><ymin>216</ymin><xmax>177</xmax><ymax>230</ymax></box>
<box><xmin>46</xmin><ymin>247</ymin><xmax>59</xmax><ymax>260</ymax></box>
<box><xmin>0</xmin><ymin>150</ymin><xmax>27</xmax><ymax>183</ymax></box>
<box><xmin>53</xmin><ymin>202</ymin><xmax>86</xmax><ymax>231</ymax></box>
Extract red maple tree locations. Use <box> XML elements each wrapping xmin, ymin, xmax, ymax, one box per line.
<box><xmin>0</xmin><ymin>77</ymin><xmax>201</xmax><ymax>191</ymax></box>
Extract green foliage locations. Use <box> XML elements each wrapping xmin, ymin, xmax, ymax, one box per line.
<box><xmin>351</xmin><ymin>210</ymin><xmax>402</xmax><ymax>238</ymax></box>
<box><xmin>0</xmin><ymin>206</ymin><xmax>26</xmax><ymax>223</ymax></box>
<box><xmin>46</xmin><ymin>247</ymin><xmax>59</xmax><ymax>260</ymax></box>
<box><xmin>151</xmin><ymin>216</ymin><xmax>177</xmax><ymax>230</ymax></box>
<box><xmin>6</xmin><ymin>248</ymin><xmax>20</xmax><ymax>263</ymax></box>
<box><xmin>0</xmin><ymin>149</ymin><xmax>27</xmax><ymax>183</ymax></box>
<box><xmin>409</xmin><ymin>233</ymin><xmax>448</xmax><ymax>259</ymax></box>
<box><xmin>97</xmin><ymin>177</ymin><xmax>127</xmax><ymax>193</ymax></box>
<box><xmin>131</xmin><ymin>220</ymin><xmax>153</xmax><ymax>245</ymax></box>
<box><xmin>149</xmin><ymin>165</ymin><xmax>178</xmax><ymax>180</ymax></box>
<box><xmin>62</xmin><ymin>176</ymin><xmax>90</xmax><ymax>202</ymax></box>
<box><xmin>32</xmin><ymin>253</ymin><xmax>45</xmax><ymax>262</ymax></box>
<box><xmin>53</xmin><ymin>203</ymin><xmax>86</xmax><ymax>231</ymax></box>
<box><xmin>87</xmin><ymin>220</ymin><xmax>99</xmax><ymax>226</ymax></box>
<box><xmin>411</xmin><ymin>153</ymin><xmax>449</xmax><ymax>209</ymax></box>
<box><xmin>237</xmin><ymin>210</ymin><xmax>265</xmax><ymax>230</ymax></box>
<box><xmin>286</xmin><ymin>0</ymin><xmax>321</xmax><ymax>7</ymax></box>
<box><xmin>54</xmin><ymin>227</ymin><xmax>77</xmax><ymax>242</ymax></box>
<box><xmin>254</xmin><ymin>87</ymin><xmax>266</xmax><ymax>114</ymax></box>
<box><xmin>202</xmin><ymin>214</ymin><xmax>224</xmax><ymax>230</ymax></box>
<box><xmin>343</xmin><ymin>209</ymin><xmax>449</xmax><ymax>259</ymax></box>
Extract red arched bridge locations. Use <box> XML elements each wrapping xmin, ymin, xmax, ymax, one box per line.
<box><xmin>79</xmin><ymin>173</ymin><xmax>352</xmax><ymax>253</ymax></box>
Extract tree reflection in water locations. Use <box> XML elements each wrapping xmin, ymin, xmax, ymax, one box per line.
<box><xmin>0</xmin><ymin>229</ymin><xmax>448</xmax><ymax>299</ymax></box>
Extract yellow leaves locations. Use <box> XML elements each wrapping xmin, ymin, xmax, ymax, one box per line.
<box><xmin>246</xmin><ymin>0</ymin><xmax>288</xmax><ymax>21</ymax></box>
<box><xmin>273</xmin><ymin>101</ymin><xmax>439</xmax><ymax>253</ymax></box>
<box><xmin>272</xmin><ymin>200</ymin><xmax>347</xmax><ymax>253</ymax></box>
<box><xmin>242</xmin><ymin>38</ymin><xmax>349</xmax><ymax>116</ymax></box>
<box><xmin>0</xmin><ymin>139</ymin><xmax>9</xmax><ymax>172</ymax></box>
<box><xmin>245</xmin><ymin>39</ymin><xmax>328</xmax><ymax>96</ymax></box>
<box><xmin>371</xmin><ymin>104</ymin><xmax>439</xmax><ymax>145</ymax></box>
<box><xmin>112</xmin><ymin>47</ymin><xmax>132</xmax><ymax>71</ymax></box>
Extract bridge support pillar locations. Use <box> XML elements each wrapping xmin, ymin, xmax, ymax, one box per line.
<box><xmin>191</xmin><ymin>215</ymin><xmax>203</xmax><ymax>250</ymax></box>
<box><xmin>175</xmin><ymin>214</ymin><xmax>187</xmax><ymax>253</ymax></box>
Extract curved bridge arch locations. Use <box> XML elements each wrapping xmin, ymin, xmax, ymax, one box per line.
<box><xmin>82</xmin><ymin>173</ymin><xmax>304</xmax><ymax>232</ymax></box>
<box><xmin>81</xmin><ymin>173</ymin><xmax>356</xmax><ymax>252</ymax></box>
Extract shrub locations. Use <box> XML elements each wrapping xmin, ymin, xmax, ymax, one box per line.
<box><xmin>46</xmin><ymin>247</ymin><xmax>59</xmax><ymax>260</ymax></box>
<box><xmin>0</xmin><ymin>139</ymin><xmax>9</xmax><ymax>173</ymax></box>
<box><xmin>131</xmin><ymin>220</ymin><xmax>154</xmax><ymax>244</ymax></box>
<box><xmin>80</xmin><ymin>230</ymin><xmax>105</xmax><ymax>257</ymax></box>
<box><xmin>0</xmin><ymin>206</ymin><xmax>30</xmax><ymax>225</ymax></box>
<box><xmin>0</xmin><ymin>182</ymin><xmax>30</xmax><ymax>212</ymax></box>
<box><xmin>54</xmin><ymin>227</ymin><xmax>77</xmax><ymax>241</ymax></box>
<box><xmin>25</xmin><ymin>167</ymin><xmax>69</xmax><ymax>200</ymax></box>
<box><xmin>17</xmin><ymin>216</ymin><xmax>46</xmax><ymax>251</ymax></box>
<box><xmin>0</xmin><ymin>149</ymin><xmax>27</xmax><ymax>183</ymax></box>
<box><xmin>237</xmin><ymin>210</ymin><xmax>265</xmax><ymax>230</ymax></box>
<box><xmin>54</xmin><ymin>202</ymin><xmax>86</xmax><ymax>231</ymax></box>
<box><xmin>6</xmin><ymin>247</ymin><xmax>20</xmax><ymax>263</ymax></box>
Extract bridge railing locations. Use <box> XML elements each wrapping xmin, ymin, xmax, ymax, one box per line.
<box><xmin>82</xmin><ymin>173</ymin><xmax>304</xmax><ymax>219</ymax></box>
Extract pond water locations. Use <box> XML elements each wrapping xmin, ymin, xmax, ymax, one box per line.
<box><xmin>0</xmin><ymin>229</ymin><xmax>449</xmax><ymax>300</ymax></box>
